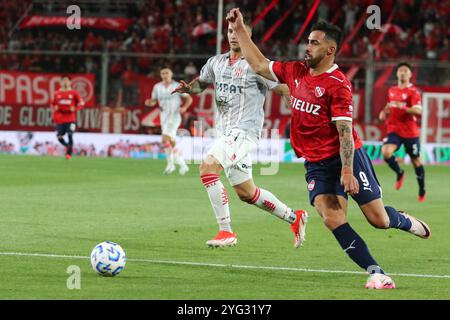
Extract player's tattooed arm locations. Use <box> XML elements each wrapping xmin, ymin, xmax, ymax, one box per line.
<box><xmin>336</xmin><ymin>120</ymin><xmax>354</xmax><ymax>168</ymax></box>
<box><xmin>336</xmin><ymin>120</ymin><xmax>359</xmax><ymax>195</ymax></box>
<box><xmin>172</xmin><ymin>78</ymin><xmax>209</xmax><ymax>95</ymax></box>
<box><xmin>188</xmin><ymin>78</ymin><xmax>209</xmax><ymax>94</ymax></box>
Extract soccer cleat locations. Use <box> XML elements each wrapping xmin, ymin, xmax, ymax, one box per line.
<box><xmin>64</xmin><ymin>146</ymin><xmax>72</xmax><ymax>160</ymax></box>
<box><xmin>291</xmin><ymin>210</ymin><xmax>308</xmax><ymax>248</ymax></box>
<box><xmin>398</xmin><ymin>211</ymin><xmax>431</xmax><ymax>239</ymax></box>
<box><xmin>206</xmin><ymin>231</ymin><xmax>237</xmax><ymax>248</ymax></box>
<box><xmin>417</xmin><ymin>192</ymin><xmax>426</xmax><ymax>202</ymax></box>
<box><xmin>163</xmin><ymin>164</ymin><xmax>176</xmax><ymax>175</ymax></box>
<box><xmin>395</xmin><ymin>171</ymin><xmax>405</xmax><ymax>190</ymax></box>
<box><xmin>179</xmin><ymin>165</ymin><xmax>189</xmax><ymax>175</ymax></box>
<box><xmin>365</xmin><ymin>273</ymin><xmax>396</xmax><ymax>289</ymax></box>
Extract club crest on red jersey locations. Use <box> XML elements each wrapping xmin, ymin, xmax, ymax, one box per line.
<box><xmin>315</xmin><ymin>86</ymin><xmax>325</xmax><ymax>98</ymax></box>
<box><xmin>307</xmin><ymin>180</ymin><xmax>315</xmax><ymax>191</ymax></box>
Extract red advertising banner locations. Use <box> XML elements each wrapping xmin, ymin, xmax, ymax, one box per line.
<box><xmin>19</xmin><ymin>16</ymin><xmax>133</xmax><ymax>32</ymax></box>
<box><xmin>0</xmin><ymin>71</ymin><xmax>95</xmax><ymax>107</ymax></box>
<box><xmin>1</xmin><ymin>71</ymin><xmax>448</xmax><ymax>139</ymax></box>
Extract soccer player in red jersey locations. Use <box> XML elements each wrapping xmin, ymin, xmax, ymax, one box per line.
<box><xmin>227</xmin><ymin>8</ymin><xmax>431</xmax><ymax>289</ymax></box>
<box><xmin>379</xmin><ymin>62</ymin><xmax>426</xmax><ymax>202</ymax></box>
<box><xmin>51</xmin><ymin>75</ymin><xmax>85</xmax><ymax>160</ymax></box>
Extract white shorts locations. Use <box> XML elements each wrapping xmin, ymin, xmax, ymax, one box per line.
<box><xmin>207</xmin><ymin>129</ymin><xmax>258</xmax><ymax>186</ymax></box>
<box><xmin>161</xmin><ymin>118</ymin><xmax>181</xmax><ymax>139</ymax></box>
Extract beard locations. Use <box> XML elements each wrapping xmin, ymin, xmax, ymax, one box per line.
<box><xmin>305</xmin><ymin>53</ymin><xmax>326</xmax><ymax>68</ymax></box>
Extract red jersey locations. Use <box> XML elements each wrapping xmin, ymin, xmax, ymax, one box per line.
<box><xmin>270</xmin><ymin>61</ymin><xmax>362</xmax><ymax>162</ymax></box>
<box><xmin>385</xmin><ymin>84</ymin><xmax>422</xmax><ymax>138</ymax></box>
<box><xmin>51</xmin><ymin>89</ymin><xmax>84</xmax><ymax>124</ymax></box>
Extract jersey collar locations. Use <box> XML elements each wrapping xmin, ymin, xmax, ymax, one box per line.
<box><xmin>326</xmin><ymin>64</ymin><xmax>339</xmax><ymax>73</ymax></box>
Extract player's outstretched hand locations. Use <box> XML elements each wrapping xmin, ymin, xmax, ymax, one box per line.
<box><xmin>226</xmin><ymin>8</ymin><xmax>244</xmax><ymax>30</ymax></box>
<box><xmin>171</xmin><ymin>80</ymin><xmax>191</xmax><ymax>95</ymax></box>
<box><xmin>341</xmin><ymin>169</ymin><xmax>359</xmax><ymax>196</ymax></box>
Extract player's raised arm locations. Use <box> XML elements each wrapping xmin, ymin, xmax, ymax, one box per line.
<box><xmin>226</xmin><ymin>8</ymin><xmax>275</xmax><ymax>81</ymax></box>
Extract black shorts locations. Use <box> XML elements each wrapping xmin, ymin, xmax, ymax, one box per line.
<box><xmin>56</xmin><ymin>122</ymin><xmax>76</xmax><ymax>136</ymax></box>
<box><xmin>304</xmin><ymin>148</ymin><xmax>382</xmax><ymax>206</ymax></box>
<box><xmin>383</xmin><ymin>132</ymin><xmax>420</xmax><ymax>158</ymax></box>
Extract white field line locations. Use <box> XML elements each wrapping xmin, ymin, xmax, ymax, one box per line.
<box><xmin>1</xmin><ymin>251</ymin><xmax>450</xmax><ymax>279</ymax></box>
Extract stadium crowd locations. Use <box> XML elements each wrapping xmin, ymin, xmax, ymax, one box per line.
<box><xmin>0</xmin><ymin>0</ymin><xmax>449</xmax><ymax>108</ymax></box>
<box><xmin>1</xmin><ymin>0</ymin><xmax>449</xmax><ymax>71</ymax></box>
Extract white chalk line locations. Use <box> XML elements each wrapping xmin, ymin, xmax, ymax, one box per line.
<box><xmin>1</xmin><ymin>251</ymin><xmax>449</xmax><ymax>279</ymax></box>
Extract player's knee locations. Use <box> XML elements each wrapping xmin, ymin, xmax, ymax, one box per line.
<box><xmin>382</xmin><ymin>149</ymin><xmax>392</xmax><ymax>159</ymax></box>
<box><xmin>199</xmin><ymin>161</ymin><xmax>220</xmax><ymax>176</ymax></box>
<box><xmin>369</xmin><ymin>215</ymin><xmax>390</xmax><ymax>229</ymax></box>
<box><xmin>236</xmin><ymin>189</ymin><xmax>253</xmax><ymax>203</ymax></box>
<box><xmin>322</xmin><ymin>214</ymin><xmax>347</xmax><ymax>231</ymax></box>
<box><xmin>411</xmin><ymin>157</ymin><xmax>422</xmax><ymax>168</ymax></box>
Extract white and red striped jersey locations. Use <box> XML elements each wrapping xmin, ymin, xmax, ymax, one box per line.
<box><xmin>151</xmin><ymin>81</ymin><xmax>188</xmax><ymax>125</ymax></box>
<box><xmin>199</xmin><ymin>53</ymin><xmax>279</xmax><ymax>139</ymax></box>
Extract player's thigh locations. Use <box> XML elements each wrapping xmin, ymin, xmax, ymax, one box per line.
<box><xmin>56</xmin><ymin>124</ymin><xmax>66</xmax><ymax>137</ymax></box>
<box><xmin>304</xmin><ymin>156</ymin><xmax>348</xmax><ymax>207</ymax></box>
<box><xmin>226</xmin><ymin>137</ymin><xmax>256</xmax><ymax>187</ymax></box>
<box><xmin>67</xmin><ymin>122</ymin><xmax>76</xmax><ymax>135</ymax></box>
<box><xmin>351</xmin><ymin>148</ymin><xmax>383</xmax><ymax>206</ymax></box>
<box><xmin>199</xmin><ymin>154</ymin><xmax>224</xmax><ymax>175</ymax></box>
<box><xmin>359</xmin><ymin>198</ymin><xmax>390</xmax><ymax>229</ymax></box>
<box><xmin>404</xmin><ymin>138</ymin><xmax>421</xmax><ymax>160</ymax></box>
<box><xmin>382</xmin><ymin>133</ymin><xmax>401</xmax><ymax>158</ymax></box>
<box><xmin>206</xmin><ymin>131</ymin><xmax>255</xmax><ymax>186</ymax></box>
<box><xmin>161</xmin><ymin>118</ymin><xmax>180</xmax><ymax>142</ymax></box>
<box><xmin>314</xmin><ymin>194</ymin><xmax>348</xmax><ymax>230</ymax></box>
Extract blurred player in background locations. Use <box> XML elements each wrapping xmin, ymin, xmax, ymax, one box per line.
<box><xmin>51</xmin><ymin>75</ymin><xmax>84</xmax><ymax>160</ymax></box>
<box><xmin>379</xmin><ymin>62</ymin><xmax>426</xmax><ymax>202</ymax></box>
<box><xmin>173</xmin><ymin>16</ymin><xmax>308</xmax><ymax>249</ymax></box>
<box><xmin>227</xmin><ymin>8</ymin><xmax>431</xmax><ymax>289</ymax></box>
<box><xmin>145</xmin><ymin>67</ymin><xmax>193</xmax><ymax>175</ymax></box>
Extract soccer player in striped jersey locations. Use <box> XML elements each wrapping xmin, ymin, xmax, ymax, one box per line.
<box><xmin>51</xmin><ymin>75</ymin><xmax>84</xmax><ymax>160</ymax></box>
<box><xmin>145</xmin><ymin>67</ymin><xmax>193</xmax><ymax>175</ymax></box>
<box><xmin>379</xmin><ymin>62</ymin><xmax>426</xmax><ymax>202</ymax></box>
<box><xmin>172</xmin><ymin>17</ymin><xmax>308</xmax><ymax>249</ymax></box>
<box><xmin>227</xmin><ymin>8</ymin><xmax>431</xmax><ymax>289</ymax></box>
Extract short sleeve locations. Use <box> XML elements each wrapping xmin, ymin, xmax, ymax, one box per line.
<box><xmin>269</xmin><ymin>61</ymin><xmax>307</xmax><ymax>85</ymax></box>
<box><xmin>199</xmin><ymin>57</ymin><xmax>215</xmax><ymax>84</ymax></box>
<box><xmin>330</xmin><ymin>84</ymin><xmax>354</xmax><ymax>122</ymax></box>
<box><xmin>411</xmin><ymin>89</ymin><xmax>422</xmax><ymax>107</ymax></box>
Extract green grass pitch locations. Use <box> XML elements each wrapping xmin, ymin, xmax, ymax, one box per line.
<box><xmin>0</xmin><ymin>154</ymin><xmax>449</xmax><ymax>299</ymax></box>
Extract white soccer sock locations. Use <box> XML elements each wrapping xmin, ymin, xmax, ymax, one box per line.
<box><xmin>201</xmin><ymin>174</ymin><xmax>232</xmax><ymax>232</ymax></box>
<box><xmin>163</xmin><ymin>142</ymin><xmax>174</xmax><ymax>166</ymax></box>
<box><xmin>173</xmin><ymin>147</ymin><xmax>187</xmax><ymax>167</ymax></box>
<box><xmin>249</xmin><ymin>187</ymin><xmax>296</xmax><ymax>224</ymax></box>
